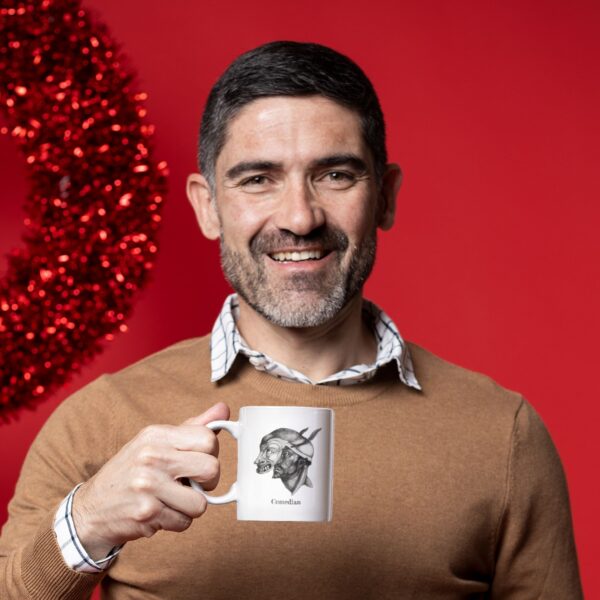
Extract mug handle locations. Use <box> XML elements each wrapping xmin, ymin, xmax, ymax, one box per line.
<box><xmin>188</xmin><ymin>420</ymin><xmax>240</xmax><ymax>505</ymax></box>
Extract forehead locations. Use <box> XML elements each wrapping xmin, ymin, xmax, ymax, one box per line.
<box><xmin>217</xmin><ymin>96</ymin><xmax>367</xmax><ymax>170</ymax></box>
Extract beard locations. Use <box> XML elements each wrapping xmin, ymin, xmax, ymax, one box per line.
<box><xmin>220</xmin><ymin>225</ymin><xmax>377</xmax><ymax>328</ymax></box>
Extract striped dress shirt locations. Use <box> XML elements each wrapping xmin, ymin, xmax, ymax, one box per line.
<box><xmin>211</xmin><ymin>294</ymin><xmax>421</xmax><ymax>389</ymax></box>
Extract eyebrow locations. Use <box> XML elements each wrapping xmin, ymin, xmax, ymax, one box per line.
<box><xmin>224</xmin><ymin>161</ymin><xmax>283</xmax><ymax>180</ymax></box>
<box><xmin>309</xmin><ymin>153</ymin><xmax>369</xmax><ymax>172</ymax></box>
<box><xmin>224</xmin><ymin>154</ymin><xmax>369</xmax><ymax>181</ymax></box>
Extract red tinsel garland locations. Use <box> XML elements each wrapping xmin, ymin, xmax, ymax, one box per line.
<box><xmin>0</xmin><ymin>0</ymin><xmax>168</xmax><ymax>421</ymax></box>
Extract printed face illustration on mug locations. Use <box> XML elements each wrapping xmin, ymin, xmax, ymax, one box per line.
<box><xmin>254</xmin><ymin>427</ymin><xmax>321</xmax><ymax>495</ymax></box>
<box><xmin>190</xmin><ymin>406</ymin><xmax>333</xmax><ymax>521</ymax></box>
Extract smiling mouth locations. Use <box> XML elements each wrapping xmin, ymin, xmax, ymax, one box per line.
<box><xmin>269</xmin><ymin>249</ymin><xmax>330</xmax><ymax>262</ymax></box>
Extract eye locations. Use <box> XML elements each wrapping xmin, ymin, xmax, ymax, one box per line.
<box><xmin>317</xmin><ymin>170</ymin><xmax>357</xmax><ymax>190</ymax></box>
<box><xmin>240</xmin><ymin>174</ymin><xmax>269</xmax><ymax>187</ymax></box>
<box><xmin>328</xmin><ymin>171</ymin><xmax>352</xmax><ymax>180</ymax></box>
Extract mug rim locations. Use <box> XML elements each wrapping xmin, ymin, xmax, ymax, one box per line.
<box><xmin>240</xmin><ymin>405</ymin><xmax>333</xmax><ymax>412</ymax></box>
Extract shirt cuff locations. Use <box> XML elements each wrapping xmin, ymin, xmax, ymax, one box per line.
<box><xmin>53</xmin><ymin>483</ymin><xmax>123</xmax><ymax>573</ymax></box>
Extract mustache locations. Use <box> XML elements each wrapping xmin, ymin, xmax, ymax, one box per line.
<box><xmin>250</xmin><ymin>226</ymin><xmax>349</xmax><ymax>256</ymax></box>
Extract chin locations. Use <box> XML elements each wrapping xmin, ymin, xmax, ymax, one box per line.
<box><xmin>255</xmin><ymin>291</ymin><xmax>347</xmax><ymax>328</ymax></box>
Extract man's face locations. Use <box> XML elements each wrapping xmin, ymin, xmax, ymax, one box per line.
<box><xmin>273</xmin><ymin>447</ymin><xmax>303</xmax><ymax>479</ymax></box>
<box><xmin>254</xmin><ymin>439</ymin><xmax>284</xmax><ymax>474</ymax></box>
<box><xmin>200</xmin><ymin>96</ymin><xmax>389</xmax><ymax>327</ymax></box>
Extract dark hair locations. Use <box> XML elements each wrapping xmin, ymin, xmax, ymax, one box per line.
<box><xmin>198</xmin><ymin>41</ymin><xmax>387</xmax><ymax>188</ymax></box>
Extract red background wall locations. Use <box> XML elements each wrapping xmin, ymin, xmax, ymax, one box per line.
<box><xmin>1</xmin><ymin>0</ymin><xmax>598</xmax><ymax>595</ymax></box>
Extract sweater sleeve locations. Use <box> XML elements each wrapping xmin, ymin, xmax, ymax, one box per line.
<box><xmin>0</xmin><ymin>376</ymin><xmax>118</xmax><ymax>599</ymax></box>
<box><xmin>490</xmin><ymin>398</ymin><xmax>583</xmax><ymax>598</ymax></box>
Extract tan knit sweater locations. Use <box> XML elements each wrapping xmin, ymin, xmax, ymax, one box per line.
<box><xmin>0</xmin><ymin>336</ymin><xmax>583</xmax><ymax>599</ymax></box>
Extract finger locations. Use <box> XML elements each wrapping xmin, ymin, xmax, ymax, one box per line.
<box><xmin>187</xmin><ymin>474</ymin><xmax>220</xmax><ymax>492</ymax></box>
<box><xmin>155</xmin><ymin>504</ymin><xmax>203</xmax><ymax>534</ymax></box>
<box><xmin>142</xmin><ymin>447</ymin><xmax>221</xmax><ymax>485</ymax></box>
<box><xmin>172</xmin><ymin>450</ymin><xmax>221</xmax><ymax>491</ymax></box>
<box><xmin>186</xmin><ymin>453</ymin><xmax>221</xmax><ymax>491</ymax></box>
<box><xmin>137</xmin><ymin>423</ymin><xmax>220</xmax><ymax>454</ymax></box>
<box><xmin>154</xmin><ymin>479</ymin><xmax>209</xmax><ymax>520</ymax></box>
<box><xmin>182</xmin><ymin>402</ymin><xmax>230</xmax><ymax>426</ymax></box>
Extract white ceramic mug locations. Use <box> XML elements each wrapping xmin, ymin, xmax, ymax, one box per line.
<box><xmin>190</xmin><ymin>406</ymin><xmax>334</xmax><ymax>521</ymax></box>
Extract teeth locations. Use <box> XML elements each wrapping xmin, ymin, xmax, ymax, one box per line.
<box><xmin>271</xmin><ymin>250</ymin><xmax>324</xmax><ymax>262</ymax></box>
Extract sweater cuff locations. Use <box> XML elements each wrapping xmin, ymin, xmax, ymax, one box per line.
<box><xmin>21</xmin><ymin>509</ymin><xmax>103</xmax><ymax>600</ymax></box>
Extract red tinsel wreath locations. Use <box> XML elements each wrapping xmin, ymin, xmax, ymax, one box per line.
<box><xmin>0</xmin><ymin>0</ymin><xmax>168</xmax><ymax>421</ymax></box>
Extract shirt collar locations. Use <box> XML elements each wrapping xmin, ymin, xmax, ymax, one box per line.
<box><xmin>210</xmin><ymin>293</ymin><xmax>421</xmax><ymax>390</ymax></box>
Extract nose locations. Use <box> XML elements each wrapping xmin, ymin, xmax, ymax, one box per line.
<box><xmin>273</xmin><ymin>178</ymin><xmax>325</xmax><ymax>236</ymax></box>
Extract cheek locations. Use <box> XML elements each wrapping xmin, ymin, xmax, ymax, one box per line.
<box><xmin>219</xmin><ymin>204</ymin><xmax>270</xmax><ymax>249</ymax></box>
<box><xmin>325</xmin><ymin>197</ymin><xmax>377</xmax><ymax>240</ymax></box>
<box><xmin>220</xmin><ymin>220</ymin><xmax>255</xmax><ymax>250</ymax></box>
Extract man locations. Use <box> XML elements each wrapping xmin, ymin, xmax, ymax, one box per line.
<box><xmin>0</xmin><ymin>41</ymin><xmax>583</xmax><ymax>598</ymax></box>
<box><xmin>254</xmin><ymin>427</ymin><xmax>321</xmax><ymax>495</ymax></box>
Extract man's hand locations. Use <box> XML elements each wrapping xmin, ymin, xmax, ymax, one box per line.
<box><xmin>72</xmin><ymin>402</ymin><xmax>230</xmax><ymax>561</ymax></box>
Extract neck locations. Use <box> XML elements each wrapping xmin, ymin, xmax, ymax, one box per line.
<box><xmin>236</xmin><ymin>294</ymin><xmax>377</xmax><ymax>382</ymax></box>
<box><xmin>284</xmin><ymin>466</ymin><xmax>309</xmax><ymax>495</ymax></box>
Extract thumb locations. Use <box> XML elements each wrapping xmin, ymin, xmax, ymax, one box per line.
<box><xmin>182</xmin><ymin>402</ymin><xmax>230</xmax><ymax>426</ymax></box>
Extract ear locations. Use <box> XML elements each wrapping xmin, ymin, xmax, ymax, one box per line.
<box><xmin>186</xmin><ymin>173</ymin><xmax>221</xmax><ymax>240</ymax></box>
<box><xmin>377</xmin><ymin>163</ymin><xmax>402</xmax><ymax>231</ymax></box>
